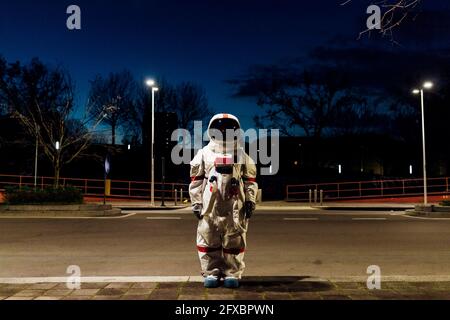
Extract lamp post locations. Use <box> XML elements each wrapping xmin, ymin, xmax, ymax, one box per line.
<box><xmin>34</xmin><ymin>125</ymin><xmax>39</xmax><ymax>189</ymax></box>
<box><xmin>146</xmin><ymin>79</ymin><xmax>159</xmax><ymax>206</ymax></box>
<box><xmin>412</xmin><ymin>81</ymin><xmax>434</xmax><ymax>205</ymax></box>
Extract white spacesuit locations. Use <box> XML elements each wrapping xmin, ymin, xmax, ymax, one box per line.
<box><xmin>189</xmin><ymin>113</ymin><xmax>258</xmax><ymax>288</ymax></box>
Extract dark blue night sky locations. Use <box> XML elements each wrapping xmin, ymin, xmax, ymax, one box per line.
<box><xmin>0</xmin><ymin>0</ymin><xmax>447</xmax><ymax>129</ymax></box>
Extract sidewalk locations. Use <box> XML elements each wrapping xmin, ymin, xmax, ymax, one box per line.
<box><xmin>90</xmin><ymin>200</ymin><xmax>416</xmax><ymax>212</ymax></box>
<box><xmin>2</xmin><ymin>278</ymin><xmax>450</xmax><ymax>300</ymax></box>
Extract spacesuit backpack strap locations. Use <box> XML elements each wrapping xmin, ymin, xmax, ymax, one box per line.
<box><xmin>242</xmin><ymin>153</ymin><xmax>258</xmax><ymax>204</ymax></box>
<box><xmin>189</xmin><ymin>149</ymin><xmax>206</xmax><ymax>208</ymax></box>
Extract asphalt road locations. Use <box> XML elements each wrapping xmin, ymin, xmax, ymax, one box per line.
<box><xmin>1</xmin><ymin>209</ymin><xmax>450</xmax><ymax>279</ymax></box>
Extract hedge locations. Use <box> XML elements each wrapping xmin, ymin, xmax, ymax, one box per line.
<box><xmin>5</xmin><ymin>186</ymin><xmax>83</xmax><ymax>205</ymax></box>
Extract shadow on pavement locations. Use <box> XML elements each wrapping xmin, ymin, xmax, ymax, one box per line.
<box><xmin>239</xmin><ymin>276</ymin><xmax>334</xmax><ymax>293</ymax></box>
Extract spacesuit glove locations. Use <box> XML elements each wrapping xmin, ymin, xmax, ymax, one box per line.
<box><xmin>245</xmin><ymin>201</ymin><xmax>256</xmax><ymax>219</ymax></box>
<box><xmin>193</xmin><ymin>204</ymin><xmax>203</xmax><ymax>220</ymax></box>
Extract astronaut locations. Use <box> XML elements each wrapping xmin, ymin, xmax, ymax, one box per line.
<box><xmin>189</xmin><ymin>113</ymin><xmax>258</xmax><ymax>288</ymax></box>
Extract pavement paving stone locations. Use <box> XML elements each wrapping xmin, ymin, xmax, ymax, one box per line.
<box><xmin>35</xmin><ymin>296</ymin><xmax>64</xmax><ymax>300</ymax></box>
<box><xmin>120</xmin><ymin>295</ymin><xmax>150</xmax><ymax>300</ymax></box>
<box><xmin>381</xmin><ymin>282</ymin><xmax>419</xmax><ymax>291</ymax></box>
<box><xmin>206</xmin><ymin>287</ymin><xmax>235</xmax><ymax>295</ymax></box>
<box><xmin>369</xmin><ymin>290</ymin><xmax>409</xmax><ymax>300</ymax></box>
<box><xmin>182</xmin><ymin>282</ymin><xmax>205</xmax><ymax>289</ymax></box>
<box><xmin>13</xmin><ymin>289</ymin><xmax>46</xmax><ymax>297</ymax></box>
<box><xmin>0</xmin><ymin>288</ymin><xmax>22</xmax><ymax>296</ymax></box>
<box><xmin>70</xmin><ymin>289</ymin><xmax>101</xmax><ymax>296</ymax></box>
<box><xmin>131</xmin><ymin>282</ymin><xmax>158</xmax><ymax>289</ymax></box>
<box><xmin>62</xmin><ymin>296</ymin><xmax>93</xmax><ymax>300</ymax></box>
<box><xmin>28</xmin><ymin>283</ymin><xmax>59</xmax><ymax>290</ymax></box>
<box><xmin>290</xmin><ymin>292</ymin><xmax>323</xmax><ymax>300</ymax></box>
<box><xmin>104</xmin><ymin>283</ymin><xmax>134</xmax><ymax>289</ymax></box>
<box><xmin>124</xmin><ymin>288</ymin><xmax>154</xmax><ymax>295</ymax></box>
<box><xmin>264</xmin><ymin>292</ymin><xmax>293</xmax><ymax>300</ymax></box>
<box><xmin>179</xmin><ymin>287</ymin><xmax>205</xmax><ymax>295</ymax></box>
<box><xmin>334</xmin><ymin>282</ymin><xmax>367</xmax><ymax>290</ymax></box>
<box><xmin>157</xmin><ymin>283</ymin><xmax>182</xmax><ymax>290</ymax></box>
<box><xmin>178</xmin><ymin>294</ymin><xmax>206</xmax><ymax>300</ymax></box>
<box><xmin>149</xmin><ymin>288</ymin><xmax>180</xmax><ymax>300</ymax></box>
<box><xmin>97</xmin><ymin>288</ymin><xmax>127</xmax><ymax>296</ymax></box>
<box><xmin>0</xmin><ymin>281</ymin><xmax>449</xmax><ymax>300</ymax></box>
<box><xmin>321</xmin><ymin>295</ymin><xmax>352</xmax><ymax>300</ymax></box>
<box><xmin>348</xmin><ymin>295</ymin><xmax>380</xmax><ymax>300</ymax></box>
<box><xmin>92</xmin><ymin>295</ymin><xmax>122</xmax><ymax>300</ymax></box>
<box><xmin>43</xmin><ymin>289</ymin><xmax>74</xmax><ymax>296</ymax></box>
<box><xmin>206</xmin><ymin>293</ymin><xmax>235</xmax><ymax>300</ymax></box>
<box><xmin>234</xmin><ymin>292</ymin><xmax>264</xmax><ymax>300</ymax></box>
<box><xmin>5</xmin><ymin>296</ymin><xmax>35</xmax><ymax>300</ymax></box>
<box><xmin>52</xmin><ymin>282</ymin><xmax>107</xmax><ymax>290</ymax></box>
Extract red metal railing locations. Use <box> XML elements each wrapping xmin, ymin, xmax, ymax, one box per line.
<box><xmin>286</xmin><ymin>177</ymin><xmax>450</xmax><ymax>202</ymax></box>
<box><xmin>0</xmin><ymin>174</ymin><xmax>190</xmax><ymax>201</ymax></box>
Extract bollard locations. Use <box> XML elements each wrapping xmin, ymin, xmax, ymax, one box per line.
<box><xmin>314</xmin><ymin>189</ymin><xmax>318</xmax><ymax>205</ymax></box>
<box><xmin>320</xmin><ymin>190</ymin><xmax>324</xmax><ymax>206</ymax></box>
<box><xmin>180</xmin><ymin>188</ymin><xmax>183</xmax><ymax>203</ymax></box>
<box><xmin>309</xmin><ymin>189</ymin><xmax>312</xmax><ymax>205</ymax></box>
<box><xmin>174</xmin><ymin>189</ymin><xmax>178</xmax><ymax>206</ymax></box>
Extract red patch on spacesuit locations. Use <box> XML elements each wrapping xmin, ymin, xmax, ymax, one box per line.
<box><xmin>214</xmin><ymin>156</ymin><xmax>233</xmax><ymax>166</ymax></box>
<box><xmin>191</xmin><ymin>175</ymin><xmax>205</xmax><ymax>182</ymax></box>
<box><xmin>243</xmin><ymin>177</ymin><xmax>257</xmax><ymax>183</ymax></box>
<box><xmin>222</xmin><ymin>113</ymin><xmax>229</xmax><ymax>119</ymax></box>
<box><xmin>197</xmin><ymin>246</ymin><xmax>222</xmax><ymax>253</ymax></box>
<box><xmin>223</xmin><ymin>248</ymin><xmax>245</xmax><ymax>255</ymax></box>
<box><xmin>210</xmin><ymin>185</ymin><xmax>213</xmax><ymax>192</ymax></box>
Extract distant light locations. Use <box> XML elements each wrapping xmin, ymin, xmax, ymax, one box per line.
<box><xmin>423</xmin><ymin>81</ymin><xmax>433</xmax><ymax>89</ymax></box>
<box><xmin>338</xmin><ymin>164</ymin><xmax>342</xmax><ymax>174</ymax></box>
<box><xmin>153</xmin><ymin>87</ymin><xmax>159</xmax><ymax>92</ymax></box>
<box><xmin>128</xmin><ymin>144</ymin><xmax>131</xmax><ymax>150</ymax></box>
<box><xmin>146</xmin><ymin>79</ymin><xmax>155</xmax><ymax>87</ymax></box>
<box><xmin>410</xmin><ymin>165</ymin><xmax>413</xmax><ymax>175</ymax></box>
<box><xmin>412</xmin><ymin>89</ymin><xmax>420</xmax><ymax>95</ymax></box>
<box><xmin>294</xmin><ymin>161</ymin><xmax>298</xmax><ymax>166</ymax></box>
<box><xmin>55</xmin><ymin>141</ymin><xmax>60</xmax><ymax>150</ymax></box>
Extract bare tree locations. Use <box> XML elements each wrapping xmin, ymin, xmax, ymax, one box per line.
<box><xmin>341</xmin><ymin>0</ymin><xmax>422</xmax><ymax>43</ymax></box>
<box><xmin>126</xmin><ymin>79</ymin><xmax>212</xmax><ymax>143</ymax></box>
<box><xmin>230</xmin><ymin>64</ymin><xmax>365</xmax><ymax>138</ymax></box>
<box><xmin>0</xmin><ymin>57</ymin><xmax>104</xmax><ymax>187</ymax></box>
<box><xmin>174</xmin><ymin>82</ymin><xmax>212</xmax><ymax>130</ymax></box>
<box><xmin>87</xmin><ymin>70</ymin><xmax>136</xmax><ymax>145</ymax></box>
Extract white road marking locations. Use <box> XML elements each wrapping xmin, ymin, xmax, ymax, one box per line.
<box><xmin>0</xmin><ymin>213</ymin><xmax>136</xmax><ymax>220</ymax></box>
<box><xmin>146</xmin><ymin>217</ymin><xmax>181</xmax><ymax>220</ymax></box>
<box><xmin>0</xmin><ymin>276</ymin><xmax>191</xmax><ymax>284</ymax></box>
<box><xmin>283</xmin><ymin>218</ymin><xmax>319</xmax><ymax>221</ymax></box>
<box><xmin>399</xmin><ymin>215</ymin><xmax>450</xmax><ymax>221</ymax></box>
<box><xmin>352</xmin><ymin>218</ymin><xmax>387</xmax><ymax>221</ymax></box>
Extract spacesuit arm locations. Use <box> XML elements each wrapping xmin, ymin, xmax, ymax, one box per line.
<box><xmin>189</xmin><ymin>149</ymin><xmax>205</xmax><ymax>206</ymax></box>
<box><xmin>242</xmin><ymin>153</ymin><xmax>258</xmax><ymax>204</ymax></box>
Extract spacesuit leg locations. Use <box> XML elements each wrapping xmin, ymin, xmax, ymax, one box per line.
<box><xmin>197</xmin><ymin>217</ymin><xmax>223</xmax><ymax>277</ymax></box>
<box><xmin>222</xmin><ymin>205</ymin><xmax>247</xmax><ymax>279</ymax></box>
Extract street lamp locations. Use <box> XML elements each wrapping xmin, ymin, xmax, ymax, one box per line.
<box><xmin>145</xmin><ymin>79</ymin><xmax>159</xmax><ymax>206</ymax></box>
<box><xmin>412</xmin><ymin>81</ymin><xmax>434</xmax><ymax>205</ymax></box>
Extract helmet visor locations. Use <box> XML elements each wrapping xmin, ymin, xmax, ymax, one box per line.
<box><xmin>209</xmin><ymin>118</ymin><xmax>240</xmax><ymax>141</ymax></box>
